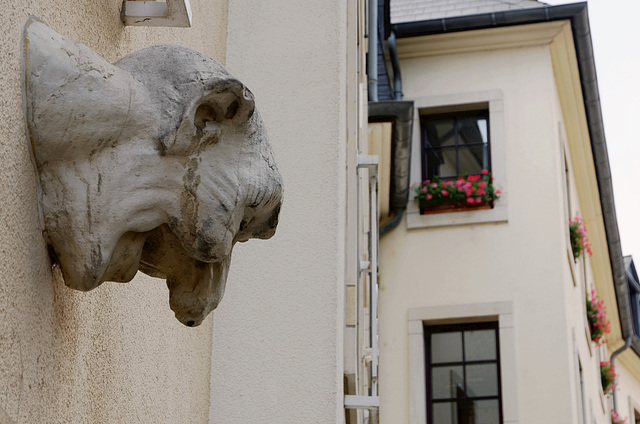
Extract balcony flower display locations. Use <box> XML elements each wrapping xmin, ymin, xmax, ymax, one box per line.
<box><xmin>569</xmin><ymin>217</ymin><xmax>593</xmax><ymax>259</ymax></box>
<box><xmin>412</xmin><ymin>170</ymin><xmax>500</xmax><ymax>214</ymax></box>
<box><xmin>601</xmin><ymin>360</ymin><xmax>616</xmax><ymax>395</ymax></box>
<box><xmin>586</xmin><ymin>289</ymin><xmax>611</xmax><ymax>345</ymax></box>
<box><xmin>611</xmin><ymin>409</ymin><xmax>627</xmax><ymax>424</ymax></box>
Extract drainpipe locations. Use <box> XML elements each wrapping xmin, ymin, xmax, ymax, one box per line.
<box><xmin>387</xmin><ymin>30</ymin><xmax>402</xmax><ymax>101</ymax></box>
<box><xmin>367</xmin><ymin>0</ymin><xmax>378</xmax><ymax>102</ymax></box>
<box><xmin>380</xmin><ymin>208</ymin><xmax>403</xmax><ymax>236</ymax></box>
<box><xmin>611</xmin><ymin>336</ymin><xmax>632</xmax><ymax>412</ymax></box>
<box><xmin>378</xmin><ymin>28</ymin><xmax>405</xmax><ymax>237</ymax></box>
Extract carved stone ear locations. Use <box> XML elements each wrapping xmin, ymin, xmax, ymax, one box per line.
<box><xmin>169</xmin><ymin>80</ymin><xmax>255</xmax><ymax>156</ymax></box>
<box><xmin>202</xmin><ymin>80</ymin><xmax>255</xmax><ymax>125</ymax></box>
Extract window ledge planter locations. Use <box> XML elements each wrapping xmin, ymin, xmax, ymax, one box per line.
<box><xmin>570</xmin><ymin>217</ymin><xmax>593</xmax><ymax>259</ymax></box>
<box><xmin>412</xmin><ymin>170</ymin><xmax>501</xmax><ymax>216</ymax></box>
<box><xmin>601</xmin><ymin>360</ymin><xmax>616</xmax><ymax>396</ymax></box>
<box><xmin>419</xmin><ymin>199</ymin><xmax>494</xmax><ymax>215</ymax></box>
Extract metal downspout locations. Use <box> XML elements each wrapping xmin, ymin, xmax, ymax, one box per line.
<box><xmin>611</xmin><ymin>337</ymin><xmax>632</xmax><ymax>412</ymax></box>
<box><xmin>387</xmin><ymin>30</ymin><xmax>403</xmax><ymax>101</ymax></box>
<box><xmin>379</xmin><ymin>208</ymin><xmax>403</xmax><ymax>237</ymax></box>
<box><xmin>378</xmin><ymin>29</ymin><xmax>406</xmax><ymax>237</ymax></box>
<box><xmin>367</xmin><ymin>0</ymin><xmax>378</xmax><ymax>102</ymax></box>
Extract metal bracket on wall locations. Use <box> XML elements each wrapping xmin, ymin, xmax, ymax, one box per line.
<box><xmin>121</xmin><ymin>0</ymin><xmax>192</xmax><ymax>27</ymax></box>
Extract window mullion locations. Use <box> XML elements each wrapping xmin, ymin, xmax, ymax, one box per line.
<box><xmin>461</xmin><ymin>328</ymin><xmax>468</xmax><ymax>419</ymax></box>
<box><xmin>454</xmin><ymin>117</ymin><xmax>460</xmax><ymax>176</ymax></box>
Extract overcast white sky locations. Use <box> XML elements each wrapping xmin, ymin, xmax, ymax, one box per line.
<box><xmin>545</xmin><ymin>0</ymin><xmax>640</xmax><ymax>263</ymax></box>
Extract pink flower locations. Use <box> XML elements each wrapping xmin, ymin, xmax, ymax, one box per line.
<box><xmin>478</xmin><ymin>181</ymin><xmax>487</xmax><ymax>189</ymax></box>
<box><xmin>475</xmin><ymin>197</ymin><xmax>483</xmax><ymax>204</ymax></box>
<box><xmin>496</xmin><ymin>190</ymin><xmax>501</xmax><ymax>195</ymax></box>
<box><xmin>427</xmin><ymin>194</ymin><xmax>433</xmax><ymax>200</ymax></box>
<box><xmin>466</xmin><ymin>197</ymin><xmax>475</xmax><ymax>204</ymax></box>
<box><xmin>421</xmin><ymin>187</ymin><xmax>427</xmax><ymax>193</ymax></box>
<box><xmin>441</xmin><ymin>190</ymin><xmax>449</xmax><ymax>197</ymax></box>
<box><xmin>481</xmin><ymin>169</ymin><xmax>488</xmax><ymax>175</ymax></box>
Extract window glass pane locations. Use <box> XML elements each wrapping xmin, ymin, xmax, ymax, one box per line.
<box><xmin>432</xmin><ymin>365</ymin><xmax>464</xmax><ymax>399</ymax></box>
<box><xmin>464</xmin><ymin>329</ymin><xmax>496</xmax><ymax>361</ymax></box>
<box><xmin>466</xmin><ymin>364</ymin><xmax>498</xmax><ymax>397</ymax></box>
<box><xmin>425</xmin><ymin>119</ymin><xmax>456</xmax><ymax>148</ymax></box>
<box><xmin>470</xmin><ymin>399</ymin><xmax>500</xmax><ymax>424</ymax></box>
<box><xmin>433</xmin><ymin>401</ymin><xmax>459</xmax><ymax>424</ymax></box>
<box><xmin>457</xmin><ymin>145</ymin><xmax>487</xmax><ymax>175</ymax></box>
<box><xmin>458</xmin><ymin>117</ymin><xmax>488</xmax><ymax>145</ymax></box>
<box><xmin>478</xmin><ymin>118</ymin><xmax>488</xmax><ymax>144</ymax></box>
<box><xmin>431</xmin><ymin>331</ymin><xmax>463</xmax><ymax>363</ymax></box>
<box><xmin>421</xmin><ymin>110</ymin><xmax>490</xmax><ymax>182</ymax></box>
<box><xmin>426</xmin><ymin>148</ymin><xmax>457</xmax><ymax>179</ymax></box>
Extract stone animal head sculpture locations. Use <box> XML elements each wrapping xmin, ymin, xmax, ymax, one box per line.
<box><xmin>22</xmin><ymin>19</ymin><xmax>283</xmax><ymax>326</ymax></box>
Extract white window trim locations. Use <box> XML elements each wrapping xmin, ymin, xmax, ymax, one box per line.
<box><xmin>408</xmin><ymin>301</ymin><xmax>519</xmax><ymax>424</ymax></box>
<box><xmin>628</xmin><ymin>397</ymin><xmax>640</xmax><ymax>423</ymax></box>
<box><xmin>407</xmin><ymin>90</ymin><xmax>508</xmax><ymax>229</ymax></box>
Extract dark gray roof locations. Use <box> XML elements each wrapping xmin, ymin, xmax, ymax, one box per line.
<box><xmin>391</xmin><ymin>0</ymin><xmax>548</xmax><ymax>24</ymax></box>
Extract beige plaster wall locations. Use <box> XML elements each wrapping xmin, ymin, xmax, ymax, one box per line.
<box><xmin>614</xmin><ymin>360</ymin><xmax>640</xmax><ymax>422</ymax></box>
<box><xmin>209</xmin><ymin>0</ymin><xmax>350</xmax><ymax>422</ymax></box>
<box><xmin>0</xmin><ymin>1</ymin><xmax>228</xmax><ymax>422</ymax></box>
<box><xmin>378</xmin><ymin>44</ymin><xmax>589</xmax><ymax>423</ymax></box>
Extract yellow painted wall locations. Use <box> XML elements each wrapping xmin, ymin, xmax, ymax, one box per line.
<box><xmin>0</xmin><ymin>1</ymin><xmax>227</xmax><ymax>422</ymax></box>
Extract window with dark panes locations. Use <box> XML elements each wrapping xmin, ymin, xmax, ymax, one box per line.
<box><xmin>424</xmin><ymin>322</ymin><xmax>502</xmax><ymax>424</ymax></box>
<box><xmin>629</xmin><ymin>280</ymin><xmax>640</xmax><ymax>339</ymax></box>
<box><xmin>421</xmin><ymin>110</ymin><xmax>490</xmax><ymax>181</ymax></box>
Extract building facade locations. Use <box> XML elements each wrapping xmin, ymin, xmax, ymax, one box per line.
<box><xmin>2</xmin><ymin>0</ymin><xmax>640</xmax><ymax>423</ymax></box>
<box><xmin>372</xmin><ymin>1</ymin><xmax>640</xmax><ymax>424</ymax></box>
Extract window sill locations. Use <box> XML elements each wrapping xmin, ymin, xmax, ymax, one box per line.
<box><xmin>407</xmin><ymin>195</ymin><xmax>508</xmax><ymax>229</ymax></box>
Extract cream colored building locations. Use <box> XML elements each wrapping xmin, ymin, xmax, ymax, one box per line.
<box><xmin>372</xmin><ymin>1</ymin><xmax>640</xmax><ymax>424</ymax></box>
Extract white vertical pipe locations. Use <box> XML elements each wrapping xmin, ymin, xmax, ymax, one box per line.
<box><xmin>370</xmin><ymin>174</ymin><xmax>378</xmax><ymax>397</ymax></box>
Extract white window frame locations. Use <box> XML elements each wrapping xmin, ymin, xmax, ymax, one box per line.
<box><xmin>408</xmin><ymin>90</ymin><xmax>508</xmax><ymax>229</ymax></box>
<box><xmin>408</xmin><ymin>301</ymin><xmax>519</xmax><ymax>424</ymax></box>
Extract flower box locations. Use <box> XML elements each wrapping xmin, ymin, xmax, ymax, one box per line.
<box><xmin>601</xmin><ymin>360</ymin><xmax>616</xmax><ymax>396</ymax></box>
<box><xmin>611</xmin><ymin>409</ymin><xmax>627</xmax><ymax>424</ymax></box>
<box><xmin>587</xmin><ymin>289</ymin><xmax>610</xmax><ymax>345</ymax></box>
<box><xmin>570</xmin><ymin>217</ymin><xmax>593</xmax><ymax>259</ymax></box>
<box><xmin>412</xmin><ymin>170</ymin><xmax>501</xmax><ymax>215</ymax></box>
<box><xmin>419</xmin><ymin>200</ymin><xmax>494</xmax><ymax>215</ymax></box>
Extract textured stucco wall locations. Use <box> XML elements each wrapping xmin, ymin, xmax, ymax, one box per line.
<box><xmin>379</xmin><ymin>45</ymin><xmax>584</xmax><ymax>423</ymax></box>
<box><xmin>0</xmin><ymin>1</ymin><xmax>228</xmax><ymax>422</ymax></box>
<box><xmin>209</xmin><ymin>0</ymin><xmax>348</xmax><ymax>422</ymax></box>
